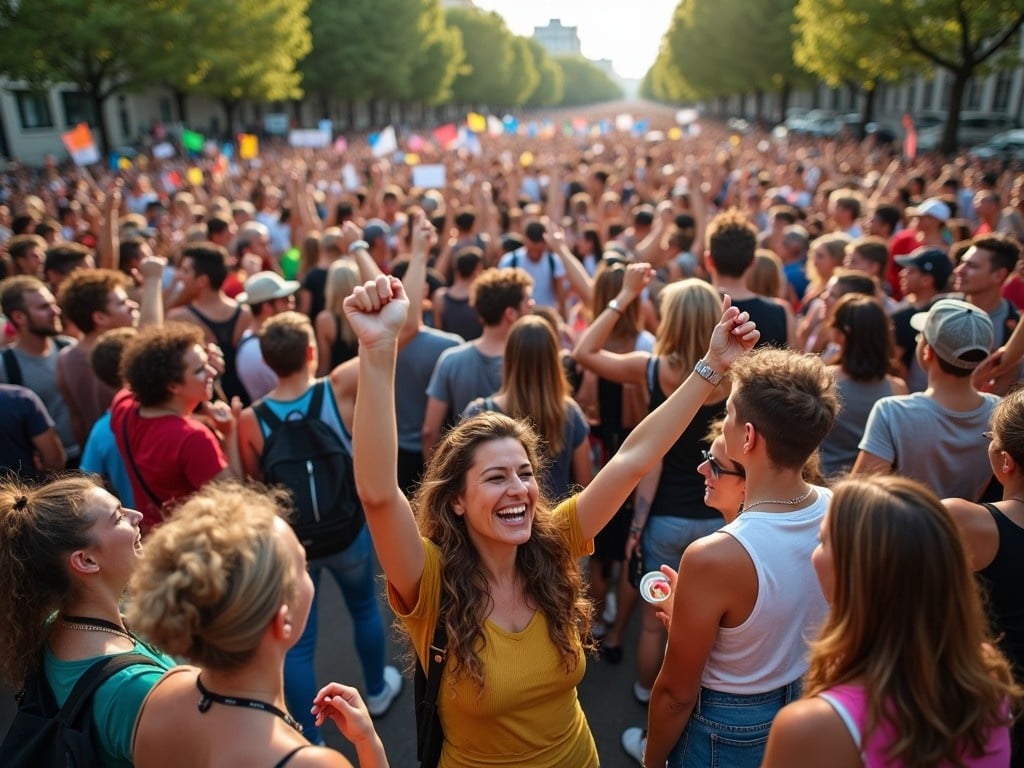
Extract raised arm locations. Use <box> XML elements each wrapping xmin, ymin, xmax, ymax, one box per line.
<box><xmin>572</xmin><ymin>263</ymin><xmax>654</xmax><ymax>385</ymax></box>
<box><xmin>574</xmin><ymin>296</ymin><xmax>759</xmax><ymax>541</ymax></box>
<box><xmin>345</xmin><ymin>276</ymin><xmax>426</xmax><ymax>609</ymax></box>
<box><xmin>136</xmin><ymin>255</ymin><xmax>166</xmax><ymax>329</ymax></box>
<box><xmin>545</xmin><ymin>222</ymin><xmax>592</xmax><ymax>307</ymax></box>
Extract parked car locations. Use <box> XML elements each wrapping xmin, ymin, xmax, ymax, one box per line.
<box><xmin>969</xmin><ymin>129</ymin><xmax>1024</xmax><ymax>163</ymax></box>
<box><xmin>916</xmin><ymin>113</ymin><xmax>1014</xmax><ymax>152</ymax></box>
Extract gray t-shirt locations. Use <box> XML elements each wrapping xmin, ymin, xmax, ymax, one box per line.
<box><xmin>396</xmin><ymin>327</ymin><xmax>462</xmax><ymax>452</ymax></box>
<box><xmin>0</xmin><ymin>340</ymin><xmax>79</xmax><ymax>459</ymax></box>
<box><xmin>859</xmin><ymin>391</ymin><xmax>999</xmax><ymax>501</ymax></box>
<box><xmin>425</xmin><ymin>342</ymin><xmax>503</xmax><ymax>426</ymax></box>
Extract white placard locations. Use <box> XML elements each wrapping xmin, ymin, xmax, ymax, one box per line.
<box><xmin>411</xmin><ymin>164</ymin><xmax>446</xmax><ymax>189</ymax></box>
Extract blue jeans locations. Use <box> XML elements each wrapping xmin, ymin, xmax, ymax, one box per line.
<box><xmin>643</xmin><ymin>516</ymin><xmax>723</xmax><ymax>572</ymax></box>
<box><xmin>283</xmin><ymin>525</ymin><xmax>387</xmax><ymax>742</ymax></box>
<box><xmin>668</xmin><ymin>681</ymin><xmax>802</xmax><ymax>768</ymax></box>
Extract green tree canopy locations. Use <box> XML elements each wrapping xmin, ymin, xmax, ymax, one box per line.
<box><xmin>794</xmin><ymin>0</ymin><xmax>1024</xmax><ymax>152</ymax></box>
<box><xmin>444</xmin><ymin>7</ymin><xmax>518</xmax><ymax>105</ymax></box>
<box><xmin>554</xmin><ymin>56</ymin><xmax>623</xmax><ymax>106</ymax></box>
<box><xmin>525</xmin><ymin>40</ymin><xmax>564</xmax><ymax>107</ymax></box>
<box><xmin>0</xmin><ymin>0</ymin><xmax>195</xmax><ymax>154</ymax></box>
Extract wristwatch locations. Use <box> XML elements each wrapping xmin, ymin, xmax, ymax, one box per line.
<box><xmin>348</xmin><ymin>239</ymin><xmax>369</xmax><ymax>255</ymax></box>
<box><xmin>607</xmin><ymin>298</ymin><xmax>624</xmax><ymax>315</ymax></box>
<box><xmin>693</xmin><ymin>359</ymin><xmax>723</xmax><ymax>386</ymax></box>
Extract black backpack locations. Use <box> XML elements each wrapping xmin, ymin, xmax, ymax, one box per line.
<box><xmin>0</xmin><ymin>652</ymin><xmax>157</xmax><ymax>768</ymax></box>
<box><xmin>253</xmin><ymin>379</ymin><xmax>364</xmax><ymax>559</ymax></box>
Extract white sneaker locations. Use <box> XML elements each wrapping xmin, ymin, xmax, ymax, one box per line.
<box><xmin>621</xmin><ymin>727</ymin><xmax>647</xmax><ymax>765</ymax></box>
<box><xmin>366</xmin><ymin>665</ymin><xmax>403</xmax><ymax>716</ymax></box>
<box><xmin>603</xmin><ymin>591</ymin><xmax>617</xmax><ymax>625</ymax></box>
<box><xmin>633</xmin><ymin>681</ymin><xmax>651</xmax><ymax>704</ymax></box>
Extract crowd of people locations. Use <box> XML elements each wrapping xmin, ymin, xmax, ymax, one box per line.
<box><xmin>1</xmin><ymin>116</ymin><xmax>1023</xmax><ymax>766</ymax></box>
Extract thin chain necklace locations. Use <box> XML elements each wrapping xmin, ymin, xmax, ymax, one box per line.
<box><xmin>58</xmin><ymin>614</ymin><xmax>135</xmax><ymax>643</ymax></box>
<box><xmin>196</xmin><ymin>676</ymin><xmax>303</xmax><ymax>734</ymax></box>
<box><xmin>742</xmin><ymin>486</ymin><xmax>814</xmax><ymax>513</ymax></box>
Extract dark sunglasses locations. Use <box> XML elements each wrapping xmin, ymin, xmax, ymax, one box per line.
<box><xmin>701</xmin><ymin>449</ymin><xmax>745</xmax><ymax>479</ymax></box>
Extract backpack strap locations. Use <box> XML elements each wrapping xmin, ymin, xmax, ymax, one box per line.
<box><xmin>61</xmin><ymin>653</ymin><xmax>158</xmax><ymax>726</ymax></box>
<box><xmin>2</xmin><ymin>348</ymin><xmax>22</xmax><ymax>387</ymax></box>
<box><xmin>645</xmin><ymin>356</ymin><xmax>659</xmax><ymax>400</ymax></box>
<box><xmin>120</xmin><ymin>415</ymin><xmax>165</xmax><ymax>510</ymax></box>
<box><xmin>307</xmin><ymin>378</ymin><xmax>327</xmax><ymax>419</ymax></box>
<box><xmin>418</xmin><ymin>602</ymin><xmax>448</xmax><ymax>766</ymax></box>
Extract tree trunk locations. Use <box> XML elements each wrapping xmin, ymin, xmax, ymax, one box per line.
<box><xmin>778</xmin><ymin>82</ymin><xmax>791</xmax><ymax>124</ymax></box>
<box><xmin>941</xmin><ymin>69</ymin><xmax>969</xmax><ymax>155</ymax></box>
<box><xmin>221</xmin><ymin>98</ymin><xmax>239</xmax><ymax>139</ymax></box>
<box><xmin>88</xmin><ymin>87</ymin><xmax>111</xmax><ymax>158</ymax></box>
<box><xmin>754</xmin><ymin>90</ymin><xmax>764</xmax><ymax>122</ymax></box>
<box><xmin>174</xmin><ymin>88</ymin><xmax>189</xmax><ymax>124</ymax></box>
<box><xmin>862</xmin><ymin>86</ymin><xmax>877</xmax><ymax>127</ymax></box>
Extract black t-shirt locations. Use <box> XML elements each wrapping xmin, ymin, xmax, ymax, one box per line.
<box><xmin>733</xmin><ymin>296</ymin><xmax>788</xmax><ymax>349</ymax></box>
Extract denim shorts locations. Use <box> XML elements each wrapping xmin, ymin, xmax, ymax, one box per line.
<box><xmin>668</xmin><ymin>681</ymin><xmax>802</xmax><ymax>768</ymax></box>
<box><xmin>642</xmin><ymin>515</ymin><xmax>723</xmax><ymax>572</ymax></box>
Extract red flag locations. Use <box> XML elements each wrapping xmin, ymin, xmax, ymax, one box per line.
<box><xmin>432</xmin><ymin>123</ymin><xmax>458</xmax><ymax>148</ymax></box>
<box><xmin>902</xmin><ymin>113</ymin><xmax>917</xmax><ymax>160</ymax></box>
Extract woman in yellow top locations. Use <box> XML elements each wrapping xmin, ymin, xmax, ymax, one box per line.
<box><xmin>345</xmin><ymin>270</ymin><xmax>760</xmax><ymax>767</ymax></box>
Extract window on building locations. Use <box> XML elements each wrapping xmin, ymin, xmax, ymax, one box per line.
<box><xmin>993</xmin><ymin>70</ymin><xmax>1013</xmax><ymax>113</ymax></box>
<box><xmin>159</xmin><ymin>98</ymin><xmax>173</xmax><ymax>124</ymax></box>
<box><xmin>15</xmin><ymin>91</ymin><xmax>53</xmax><ymax>129</ymax></box>
<box><xmin>906</xmin><ymin>80</ymin><xmax>918</xmax><ymax>112</ymax></box>
<box><xmin>61</xmin><ymin>92</ymin><xmax>95</xmax><ymax>127</ymax></box>
<box><xmin>922</xmin><ymin>77</ymin><xmax>936</xmax><ymax>111</ymax></box>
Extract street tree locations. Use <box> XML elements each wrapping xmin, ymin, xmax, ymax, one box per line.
<box><xmin>0</xmin><ymin>0</ymin><xmax>194</xmax><ymax>154</ymax></box>
<box><xmin>554</xmin><ymin>56</ymin><xmax>623</xmax><ymax>106</ymax></box>
<box><xmin>795</xmin><ymin>0</ymin><xmax>1024</xmax><ymax>153</ymax></box>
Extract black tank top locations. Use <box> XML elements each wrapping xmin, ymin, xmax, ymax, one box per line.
<box><xmin>439</xmin><ymin>293</ymin><xmax>482</xmax><ymax>340</ymax></box>
<box><xmin>185</xmin><ymin>305</ymin><xmax>249</xmax><ymax>405</ymax></box>
<box><xmin>979</xmin><ymin>503</ymin><xmax>1024</xmax><ymax>677</ymax></box>
<box><xmin>647</xmin><ymin>357</ymin><xmax>725</xmax><ymax>520</ymax></box>
<box><xmin>733</xmin><ymin>296</ymin><xmax>788</xmax><ymax>349</ymax></box>
<box><xmin>329</xmin><ymin>313</ymin><xmax>359</xmax><ymax>370</ymax></box>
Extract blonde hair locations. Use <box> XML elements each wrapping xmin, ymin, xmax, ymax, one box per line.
<box><xmin>805</xmin><ymin>477</ymin><xmax>1020</xmax><ymax>765</ymax></box>
<box><xmin>324</xmin><ymin>258</ymin><xmax>360</xmax><ymax>348</ymax></box>
<box><xmin>127</xmin><ymin>483</ymin><xmax>296</xmax><ymax>671</ymax></box>
<box><xmin>747</xmin><ymin>249</ymin><xmax>786</xmax><ymax>299</ymax></box>
<box><xmin>807</xmin><ymin>232</ymin><xmax>852</xmax><ymax>290</ymax></box>
<box><xmin>501</xmin><ymin>315</ymin><xmax>570</xmax><ymax>456</ymax></box>
<box><xmin>592</xmin><ymin>264</ymin><xmax>642</xmax><ymax>344</ymax></box>
<box><xmin>654</xmin><ymin>278</ymin><xmax>722</xmax><ymax>371</ymax></box>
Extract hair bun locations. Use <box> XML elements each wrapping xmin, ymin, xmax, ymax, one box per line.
<box><xmin>12</xmin><ymin>496</ymin><xmax>28</xmax><ymax>511</ymax></box>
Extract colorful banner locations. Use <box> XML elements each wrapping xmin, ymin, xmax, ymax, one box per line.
<box><xmin>238</xmin><ymin>134</ymin><xmax>259</xmax><ymax>159</ymax></box>
<box><xmin>61</xmin><ymin>123</ymin><xmax>99</xmax><ymax>166</ymax></box>
<box><xmin>432</xmin><ymin>123</ymin><xmax>458</xmax><ymax>148</ymax></box>
<box><xmin>370</xmin><ymin>125</ymin><xmax>397</xmax><ymax>158</ymax></box>
<box><xmin>466</xmin><ymin>112</ymin><xmax>486</xmax><ymax>134</ymax></box>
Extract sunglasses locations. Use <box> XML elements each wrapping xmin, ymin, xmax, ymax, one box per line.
<box><xmin>701</xmin><ymin>449</ymin><xmax>745</xmax><ymax>479</ymax></box>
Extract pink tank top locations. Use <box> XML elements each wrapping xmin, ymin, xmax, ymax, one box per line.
<box><xmin>818</xmin><ymin>684</ymin><xmax>1011</xmax><ymax>767</ymax></box>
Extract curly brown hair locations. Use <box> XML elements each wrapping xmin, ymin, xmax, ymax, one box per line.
<box><xmin>0</xmin><ymin>475</ymin><xmax>102</xmax><ymax>687</ymax></box>
<box><xmin>58</xmin><ymin>268</ymin><xmax>131</xmax><ymax>333</ymax></box>
<box><xmin>120</xmin><ymin>322</ymin><xmax>204</xmax><ymax>407</ymax></box>
<box><xmin>410</xmin><ymin>412</ymin><xmax>593</xmax><ymax>691</ymax></box>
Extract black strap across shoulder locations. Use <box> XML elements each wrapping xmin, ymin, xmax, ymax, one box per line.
<box><xmin>120</xmin><ymin>414</ymin><xmax>164</xmax><ymax>509</ymax></box>
<box><xmin>254</xmin><ymin>379</ymin><xmax>326</xmax><ymax>432</ymax></box>
<box><xmin>62</xmin><ymin>653</ymin><xmax>156</xmax><ymax>724</ymax></box>
<box><xmin>415</xmin><ymin>602</ymin><xmax>449</xmax><ymax>767</ymax></box>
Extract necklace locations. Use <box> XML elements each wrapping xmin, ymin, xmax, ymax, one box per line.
<box><xmin>196</xmin><ymin>676</ymin><xmax>303</xmax><ymax>734</ymax></box>
<box><xmin>742</xmin><ymin>486</ymin><xmax>814</xmax><ymax>513</ymax></box>
<box><xmin>59</xmin><ymin>615</ymin><xmax>135</xmax><ymax>643</ymax></box>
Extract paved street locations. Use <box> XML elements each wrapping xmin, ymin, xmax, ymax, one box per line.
<box><xmin>0</xmin><ymin>561</ymin><xmax>646</xmax><ymax>767</ymax></box>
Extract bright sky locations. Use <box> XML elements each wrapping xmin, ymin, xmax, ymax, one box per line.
<box><xmin>471</xmin><ymin>0</ymin><xmax>679</xmax><ymax>80</ymax></box>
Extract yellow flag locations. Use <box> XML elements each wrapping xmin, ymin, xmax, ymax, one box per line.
<box><xmin>187</xmin><ymin>167</ymin><xmax>204</xmax><ymax>186</ymax></box>
<box><xmin>519</xmin><ymin>151</ymin><xmax>534</xmax><ymax>168</ymax></box>
<box><xmin>404</xmin><ymin>153</ymin><xmax>421</xmax><ymax>166</ymax></box>
<box><xmin>467</xmin><ymin>112</ymin><xmax>487</xmax><ymax>134</ymax></box>
<box><xmin>239</xmin><ymin>134</ymin><xmax>259</xmax><ymax>160</ymax></box>
<box><xmin>668</xmin><ymin>126</ymin><xmax>683</xmax><ymax>140</ymax></box>
<box><xmin>117</xmin><ymin>156</ymin><xmax>133</xmax><ymax>170</ymax></box>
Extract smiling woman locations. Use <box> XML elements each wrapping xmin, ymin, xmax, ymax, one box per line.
<box><xmin>344</xmin><ymin>272</ymin><xmax>760</xmax><ymax>767</ymax></box>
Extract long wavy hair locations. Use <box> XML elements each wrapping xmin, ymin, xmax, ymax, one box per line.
<box><xmin>654</xmin><ymin>278</ymin><xmax>722</xmax><ymax>372</ymax></box>
<box><xmin>592</xmin><ymin>264</ymin><xmax>643</xmax><ymax>346</ymax></box>
<box><xmin>805</xmin><ymin>476</ymin><xmax>1020</xmax><ymax>765</ymax></box>
<box><xmin>411</xmin><ymin>412</ymin><xmax>592</xmax><ymax>691</ymax></box>
<box><xmin>0</xmin><ymin>475</ymin><xmax>101</xmax><ymax>687</ymax></box>
<box><xmin>501</xmin><ymin>315</ymin><xmax>570</xmax><ymax>456</ymax></box>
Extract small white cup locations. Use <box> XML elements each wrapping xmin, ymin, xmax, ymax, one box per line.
<box><xmin>640</xmin><ymin>571</ymin><xmax>671</xmax><ymax>604</ymax></box>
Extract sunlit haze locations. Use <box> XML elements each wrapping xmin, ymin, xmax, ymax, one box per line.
<box><xmin>471</xmin><ymin>0</ymin><xmax>680</xmax><ymax>80</ymax></box>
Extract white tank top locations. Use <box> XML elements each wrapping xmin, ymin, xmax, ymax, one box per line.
<box><xmin>700</xmin><ymin>486</ymin><xmax>832</xmax><ymax>694</ymax></box>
